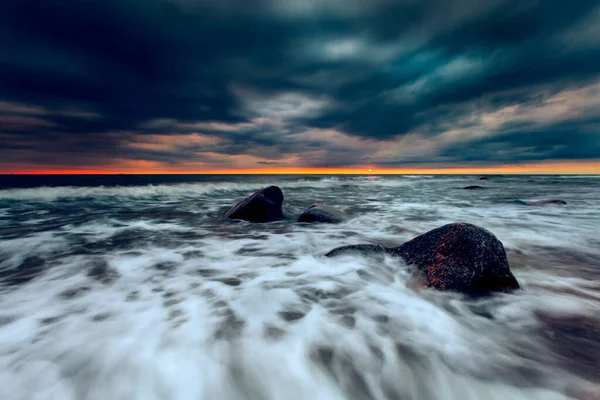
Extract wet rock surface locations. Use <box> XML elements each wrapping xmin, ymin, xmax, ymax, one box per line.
<box><xmin>327</xmin><ymin>223</ymin><xmax>520</xmax><ymax>295</ymax></box>
<box><xmin>224</xmin><ymin>186</ymin><xmax>284</xmax><ymax>223</ymax></box>
<box><xmin>527</xmin><ymin>199</ymin><xmax>567</xmax><ymax>206</ymax></box>
<box><xmin>325</xmin><ymin>244</ymin><xmax>387</xmax><ymax>258</ymax></box>
<box><xmin>509</xmin><ymin>199</ymin><xmax>567</xmax><ymax>206</ymax></box>
<box><xmin>463</xmin><ymin>185</ymin><xmax>487</xmax><ymax>190</ymax></box>
<box><xmin>392</xmin><ymin>223</ymin><xmax>520</xmax><ymax>295</ymax></box>
<box><xmin>298</xmin><ymin>203</ymin><xmax>345</xmax><ymax>224</ymax></box>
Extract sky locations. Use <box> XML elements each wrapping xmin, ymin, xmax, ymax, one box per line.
<box><xmin>1</xmin><ymin>0</ymin><xmax>600</xmax><ymax>174</ymax></box>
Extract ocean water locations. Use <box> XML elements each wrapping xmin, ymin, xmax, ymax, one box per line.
<box><xmin>0</xmin><ymin>174</ymin><xmax>599</xmax><ymax>400</ymax></box>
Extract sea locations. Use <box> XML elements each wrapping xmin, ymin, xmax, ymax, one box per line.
<box><xmin>0</xmin><ymin>174</ymin><xmax>599</xmax><ymax>400</ymax></box>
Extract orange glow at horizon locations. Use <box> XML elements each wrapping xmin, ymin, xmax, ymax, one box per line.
<box><xmin>2</xmin><ymin>161</ymin><xmax>599</xmax><ymax>175</ymax></box>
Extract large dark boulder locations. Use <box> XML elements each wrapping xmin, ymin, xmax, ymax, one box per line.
<box><xmin>391</xmin><ymin>223</ymin><xmax>519</xmax><ymax>295</ymax></box>
<box><xmin>326</xmin><ymin>223</ymin><xmax>520</xmax><ymax>295</ymax></box>
<box><xmin>298</xmin><ymin>204</ymin><xmax>345</xmax><ymax>224</ymax></box>
<box><xmin>224</xmin><ymin>186</ymin><xmax>284</xmax><ymax>223</ymax></box>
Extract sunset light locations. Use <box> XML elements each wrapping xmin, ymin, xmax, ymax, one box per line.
<box><xmin>1</xmin><ymin>1</ymin><xmax>599</xmax><ymax>399</ymax></box>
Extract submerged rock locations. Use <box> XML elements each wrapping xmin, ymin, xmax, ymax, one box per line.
<box><xmin>325</xmin><ymin>244</ymin><xmax>386</xmax><ymax>258</ymax></box>
<box><xmin>224</xmin><ymin>186</ymin><xmax>284</xmax><ymax>223</ymax></box>
<box><xmin>527</xmin><ymin>199</ymin><xmax>567</xmax><ymax>206</ymax></box>
<box><xmin>463</xmin><ymin>185</ymin><xmax>487</xmax><ymax>190</ymax></box>
<box><xmin>508</xmin><ymin>200</ymin><xmax>529</xmax><ymax>205</ymax></box>
<box><xmin>326</xmin><ymin>223</ymin><xmax>519</xmax><ymax>296</ymax></box>
<box><xmin>509</xmin><ymin>199</ymin><xmax>567</xmax><ymax>206</ymax></box>
<box><xmin>298</xmin><ymin>204</ymin><xmax>345</xmax><ymax>224</ymax></box>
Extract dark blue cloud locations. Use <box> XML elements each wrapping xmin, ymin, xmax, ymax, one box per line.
<box><xmin>0</xmin><ymin>0</ymin><xmax>599</xmax><ymax>168</ymax></box>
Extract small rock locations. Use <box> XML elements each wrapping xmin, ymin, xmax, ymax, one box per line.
<box><xmin>527</xmin><ymin>199</ymin><xmax>567</xmax><ymax>206</ymax></box>
<box><xmin>463</xmin><ymin>185</ymin><xmax>487</xmax><ymax>190</ymax></box>
<box><xmin>510</xmin><ymin>199</ymin><xmax>567</xmax><ymax>206</ymax></box>
<box><xmin>298</xmin><ymin>204</ymin><xmax>346</xmax><ymax>224</ymax></box>
<box><xmin>325</xmin><ymin>244</ymin><xmax>386</xmax><ymax>258</ymax></box>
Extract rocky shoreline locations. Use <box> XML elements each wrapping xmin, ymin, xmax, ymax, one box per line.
<box><xmin>224</xmin><ymin>185</ymin><xmax>525</xmax><ymax>296</ymax></box>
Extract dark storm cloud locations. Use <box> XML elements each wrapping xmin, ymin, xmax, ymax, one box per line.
<box><xmin>1</xmin><ymin>0</ymin><xmax>599</xmax><ymax>169</ymax></box>
<box><xmin>439</xmin><ymin>128</ymin><xmax>600</xmax><ymax>164</ymax></box>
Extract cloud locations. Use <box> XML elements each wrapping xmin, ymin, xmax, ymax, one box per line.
<box><xmin>0</xmin><ymin>0</ymin><xmax>599</xmax><ymax>171</ymax></box>
<box><xmin>256</xmin><ymin>161</ymin><xmax>281</xmax><ymax>165</ymax></box>
<box><xmin>0</xmin><ymin>115</ymin><xmax>58</xmax><ymax>131</ymax></box>
<box><xmin>123</xmin><ymin>133</ymin><xmax>228</xmax><ymax>152</ymax></box>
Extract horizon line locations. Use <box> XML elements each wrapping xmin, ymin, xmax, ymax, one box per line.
<box><xmin>1</xmin><ymin>160</ymin><xmax>599</xmax><ymax>175</ymax></box>
<box><xmin>0</xmin><ymin>172</ymin><xmax>600</xmax><ymax>176</ymax></box>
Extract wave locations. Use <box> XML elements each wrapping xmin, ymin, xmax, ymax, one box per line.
<box><xmin>557</xmin><ymin>175</ymin><xmax>600</xmax><ymax>179</ymax></box>
<box><xmin>0</xmin><ymin>225</ymin><xmax>595</xmax><ymax>399</ymax></box>
<box><xmin>0</xmin><ymin>178</ymin><xmax>434</xmax><ymax>201</ymax></box>
<box><xmin>1</xmin><ymin>175</ymin><xmax>599</xmax><ymax>399</ymax></box>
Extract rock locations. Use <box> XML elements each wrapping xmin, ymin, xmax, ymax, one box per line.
<box><xmin>325</xmin><ymin>244</ymin><xmax>387</xmax><ymax>258</ymax></box>
<box><xmin>326</xmin><ymin>223</ymin><xmax>520</xmax><ymax>296</ymax></box>
<box><xmin>508</xmin><ymin>200</ymin><xmax>529</xmax><ymax>205</ymax></box>
<box><xmin>391</xmin><ymin>223</ymin><xmax>519</xmax><ymax>295</ymax></box>
<box><xmin>463</xmin><ymin>185</ymin><xmax>486</xmax><ymax>190</ymax></box>
<box><xmin>527</xmin><ymin>199</ymin><xmax>567</xmax><ymax>206</ymax></box>
<box><xmin>224</xmin><ymin>186</ymin><xmax>284</xmax><ymax>223</ymax></box>
<box><xmin>298</xmin><ymin>203</ymin><xmax>345</xmax><ymax>224</ymax></box>
<box><xmin>509</xmin><ymin>199</ymin><xmax>567</xmax><ymax>206</ymax></box>
<box><xmin>479</xmin><ymin>177</ymin><xmax>488</xmax><ymax>180</ymax></box>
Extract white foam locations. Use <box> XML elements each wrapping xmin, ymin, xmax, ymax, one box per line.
<box><xmin>0</xmin><ymin>176</ymin><xmax>470</xmax><ymax>201</ymax></box>
<box><xmin>0</xmin><ymin>225</ymin><xmax>593</xmax><ymax>399</ymax></box>
<box><xmin>1</xmin><ymin>176</ymin><xmax>598</xmax><ymax>399</ymax></box>
<box><xmin>557</xmin><ymin>175</ymin><xmax>600</xmax><ymax>179</ymax></box>
<box><xmin>0</xmin><ymin>231</ymin><xmax>68</xmax><ymax>272</ymax></box>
